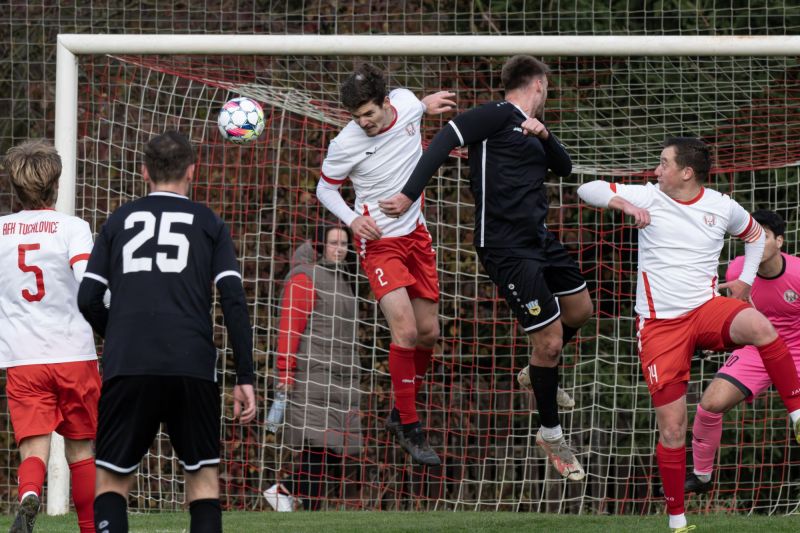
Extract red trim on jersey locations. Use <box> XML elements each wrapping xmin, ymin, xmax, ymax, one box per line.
<box><xmin>711</xmin><ymin>275</ymin><xmax>717</xmax><ymax>297</ymax></box>
<box><xmin>642</xmin><ymin>271</ymin><xmax>656</xmax><ymax>319</ymax></box>
<box><xmin>610</xmin><ymin>183</ymin><xmax>617</xmax><ymax>193</ymax></box>
<box><xmin>320</xmin><ymin>171</ymin><xmax>346</xmax><ymax>185</ymax></box>
<box><xmin>673</xmin><ymin>187</ymin><xmax>705</xmax><ymax>205</ymax></box>
<box><xmin>378</xmin><ymin>104</ymin><xmax>399</xmax><ymax>134</ymax></box>
<box><xmin>70</xmin><ymin>253</ymin><xmax>91</xmax><ymax>266</ymax></box>
<box><xmin>735</xmin><ymin>216</ymin><xmax>754</xmax><ymax>239</ymax></box>
<box><xmin>735</xmin><ymin>216</ymin><xmax>763</xmax><ymax>242</ymax></box>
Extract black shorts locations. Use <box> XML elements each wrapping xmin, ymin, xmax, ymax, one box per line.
<box><xmin>477</xmin><ymin>235</ymin><xmax>586</xmax><ymax>332</ymax></box>
<box><xmin>95</xmin><ymin>375</ymin><xmax>221</xmax><ymax>474</ymax></box>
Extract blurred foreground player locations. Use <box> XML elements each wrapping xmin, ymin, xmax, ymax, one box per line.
<box><xmin>78</xmin><ymin>131</ymin><xmax>256</xmax><ymax>533</ymax></box>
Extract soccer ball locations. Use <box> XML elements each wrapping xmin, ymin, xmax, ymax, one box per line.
<box><xmin>217</xmin><ymin>97</ymin><xmax>265</xmax><ymax>143</ymax></box>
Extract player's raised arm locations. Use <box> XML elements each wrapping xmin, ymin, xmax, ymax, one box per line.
<box><xmin>577</xmin><ymin>180</ymin><xmax>652</xmax><ymax>229</ymax></box>
<box><xmin>421</xmin><ymin>90</ymin><xmax>456</xmax><ymax>116</ymax></box>
<box><xmin>717</xmin><ymin>203</ymin><xmax>765</xmax><ymax>302</ymax></box>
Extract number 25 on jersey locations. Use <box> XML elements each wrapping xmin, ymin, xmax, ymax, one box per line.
<box><xmin>123</xmin><ymin>211</ymin><xmax>194</xmax><ymax>273</ymax></box>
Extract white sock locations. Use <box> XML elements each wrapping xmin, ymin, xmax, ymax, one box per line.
<box><xmin>789</xmin><ymin>409</ymin><xmax>800</xmax><ymax>425</ymax></box>
<box><xmin>540</xmin><ymin>424</ymin><xmax>563</xmax><ymax>441</ymax></box>
<box><xmin>668</xmin><ymin>513</ymin><xmax>687</xmax><ymax>529</ymax></box>
<box><xmin>693</xmin><ymin>470</ymin><xmax>711</xmax><ymax>483</ymax></box>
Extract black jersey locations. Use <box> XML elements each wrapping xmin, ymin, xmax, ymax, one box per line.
<box><xmin>81</xmin><ymin>191</ymin><xmax>253</xmax><ymax>383</ymax></box>
<box><xmin>402</xmin><ymin>100</ymin><xmax>572</xmax><ymax>251</ymax></box>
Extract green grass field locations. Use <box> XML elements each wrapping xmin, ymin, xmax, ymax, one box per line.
<box><xmin>0</xmin><ymin>511</ymin><xmax>796</xmax><ymax>532</ymax></box>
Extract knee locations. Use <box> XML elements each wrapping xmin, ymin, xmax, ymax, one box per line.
<box><xmin>392</xmin><ymin>322</ymin><xmax>418</xmax><ymax>348</ymax></box>
<box><xmin>659</xmin><ymin>424</ymin><xmax>687</xmax><ymax>448</ymax></box>
<box><xmin>698</xmin><ymin>397</ymin><xmax>727</xmax><ymax>415</ymax></box>
<box><xmin>751</xmin><ymin>317</ymin><xmax>778</xmax><ymax>346</ymax></box>
<box><xmin>64</xmin><ymin>439</ymin><xmax>94</xmax><ymax>464</ymax></box>
<box><xmin>417</xmin><ymin>320</ymin><xmax>440</xmax><ymax>348</ymax></box>
<box><xmin>532</xmin><ymin>335</ymin><xmax>563</xmax><ymax>363</ymax></box>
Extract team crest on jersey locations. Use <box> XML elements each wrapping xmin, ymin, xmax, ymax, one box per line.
<box><xmin>405</xmin><ymin>123</ymin><xmax>416</xmax><ymax>136</ymax></box>
<box><xmin>785</xmin><ymin>289</ymin><xmax>799</xmax><ymax>303</ymax></box>
<box><xmin>525</xmin><ymin>299</ymin><xmax>541</xmax><ymax>316</ymax></box>
<box><xmin>703</xmin><ymin>213</ymin><xmax>716</xmax><ymax>227</ymax></box>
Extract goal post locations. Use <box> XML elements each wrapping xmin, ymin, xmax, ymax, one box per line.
<box><xmin>51</xmin><ymin>33</ymin><xmax>800</xmax><ymax>515</ymax></box>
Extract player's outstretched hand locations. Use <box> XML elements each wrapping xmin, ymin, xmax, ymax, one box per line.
<box><xmin>521</xmin><ymin>117</ymin><xmax>549</xmax><ymax>140</ymax></box>
<box><xmin>718</xmin><ymin>279</ymin><xmax>752</xmax><ymax>302</ymax></box>
<box><xmin>378</xmin><ymin>193</ymin><xmax>413</xmax><ymax>219</ymax></box>
<box><xmin>350</xmin><ymin>215</ymin><xmax>383</xmax><ymax>241</ymax></box>
<box><xmin>233</xmin><ymin>383</ymin><xmax>256</xmax><ymax>424</ymax></box>
<box><xmin>422</xmin><ymin>91</ymin><xmax>457</xmax><ymax>115</ymax></box>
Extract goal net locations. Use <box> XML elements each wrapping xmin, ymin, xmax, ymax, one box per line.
<box><xmin>64</xmin><ymin>41</ymin><xmax>800</xmax><ymax>514</ymax></box>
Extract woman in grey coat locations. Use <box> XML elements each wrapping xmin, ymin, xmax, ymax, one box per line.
<box><xmin>265</xmin><ymin>225</ymin><xmax>361</xmax><ymax>511</ymax></box>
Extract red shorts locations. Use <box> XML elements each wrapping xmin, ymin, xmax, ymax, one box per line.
<box><xmin>637</xmin><ymin>297</ymin><xmax>750</xmax><ymax>407</ymax></box>
<box><xmin>359</xmin><ymin>224</ymin><xmax>439</xmax><ymax>302</ymax></box>
<box><xmin>6</xmin><ymin>360</ymin><xmax>101</xmax><ymax>444</ymax></box>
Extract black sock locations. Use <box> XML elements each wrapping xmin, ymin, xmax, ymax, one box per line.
<box><xmin>401</xmin><ymin>420</ymin><xmax>421</xmax><ymax>432</ymax></box>
<box><xmin>189</xmin><ymin>498</ymin><xmax>222</xmax><ymax>533</ymax></box>
<box><xmin>94</xmin><ymin>492</ymin><xmax>128</xmax><ymax>533</ymax></box>
<box><xmin>530</xmin><ymin>365</ymin><xmax>560</xmax><ymax>428</ymax></box>
<box><xmin>562</xmin><ymin>323</ymin><xmax>580</xmax><ymax>347</ymax></box>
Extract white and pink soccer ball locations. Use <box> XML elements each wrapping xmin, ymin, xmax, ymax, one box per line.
<box><xmin>217</xmin><ymin>97</ymin><xmax>265</xmax><ymax>143</ymax></box>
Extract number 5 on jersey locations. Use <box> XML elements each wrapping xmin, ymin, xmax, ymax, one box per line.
<box><xmin>123</xmin><ymin>211</ymin><xmax>194</xmax><ymax>273</ymax></box>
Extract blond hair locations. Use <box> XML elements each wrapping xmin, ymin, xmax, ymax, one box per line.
<box><xmin>3</xmin><ymin>139</ymin><xmax>62</xmax><ymax>209</ymax></box>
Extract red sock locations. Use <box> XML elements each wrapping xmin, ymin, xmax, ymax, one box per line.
<box><xmin>18</xmin><ymin>456</ymin><xmax>46</xmax><ymax>500</ymax></box>
<box><xmin>389</xmin><ymin>343</ymin><xmax>418</xmax><ymax>424</ymax></box>
<box><xmin>69</xmin><ymin>458</ymin><xmax>96</xmax><ymax>533</ymax></box>
<box><xmin>414</xmin><ymin>347</ymin><xmax>433</xmax><ymax>398</ymax></box>
<box><xmin>656</xmin><ymin>442</ymin><xmax>686</xmax><ymax>517</ymax></box>
<box><xmin>758</xmin><ymin>337</ymin><xmax>800</xmax><ymax>412</ymax></box>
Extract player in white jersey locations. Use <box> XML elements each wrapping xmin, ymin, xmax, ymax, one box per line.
<box><xmin>1</xmin><ymin>139</ymin><xmax>99</xmax><ymax>533</ymax></box>
<box><xmin>578</xmin><ymin>137</ymin><xmax>800</xmax><ymax>533</ymax></box>
<box><xmin>685</xmin><ymin>210</ymin><xmax>800</xmax><ymax>494</ymax></box>
<box><xmin>315</xmin><ymin>63</ymin><xmax>455</xmax><ymax>466</ymax></box>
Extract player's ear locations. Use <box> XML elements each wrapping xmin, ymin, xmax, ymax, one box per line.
<box><xmin>382</xmin><ymin>96</ymin><xmax>391</xmax><ymax>108</ymax></box>
<box><xmin>142</xmin><ymin>164</ymin><xmax>151</xmax><ymax>184</ymax></box>
<box><xmin>776</xmin><ymin>234</ymin><xmax>784</xmax><ymax>249</ymax></box>
<box><xmin>185</xmin><ymin>164</ymin><xmax>195</xmax><ymax>183</ymax></box>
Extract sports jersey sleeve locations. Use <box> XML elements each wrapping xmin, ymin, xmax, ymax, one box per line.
<box><xmin>577</xmin><ymin>180</ymin><xmax>655</xmax><ymax>209</ymax></box>
<box><xmin>316</xmin><ymin>178</ymin><xmax>359</xmax><ymax>227</ymax></box>
<box><xmin>67</xmin><ymin>218</ymin><xmax>94</xmax><ymax>282</ymax></box>
<box><xmin>78</xmin><ymin>223</ymin><xmax>111</xmax><ymax>336</ymax></box>
<box><xmin>542</xmin><ymin>133</ymin><xmax>572</xmax><ymax>177</ymax></box>
<box><xmin>275</xmin><ymin>273</ymin><xmax>316</xmax><ymax>386</ymax></box>
<box><xmin>726</xmin><ymin>202</ymin><xmax>765</xmax><ymax>286</ymax></box>
<box><xmin>320</xmin><ymin>139</ymin><xmax>352</xmax><ymax>185</ymax></box>
<box><xmin>212</xmin><ymin>221</ymin><xmax>254</xmax><ymax>385</ymax></box>
<box><xmin>401</xmin><ymin>103</ymin><xmax>509</xmax><ymax>202</ymax></box>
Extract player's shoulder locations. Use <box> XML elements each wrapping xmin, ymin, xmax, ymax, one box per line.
<box><xmin>783</xmin><ymin>253</ymin><xmax>800</xmax><ymax>275</ymax></box>
<box><xmin>388</xmin><ymin>87</ymin><xmax>419</xmax><ymax>103</ymax></box>
<box><xmin>329</xmin><ymin>122</ymin><xmax>368</xmax><ymax>152</ymax></box>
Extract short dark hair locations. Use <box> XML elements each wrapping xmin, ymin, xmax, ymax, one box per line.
<box><xmin>501</xmin><ymin>55</ymin><xmax>550</xmax><ymax>92</ymax></box>
<box><xmin>752</xmin><ymin>209</ymin><xmax>785</xmax><ymax>238</ymax></box>
<box><xmin>340</xmin><ymin>63</ymin><xmax>387</xmax><ymax>111</ymax></box>
<box><xmin>663</xmin><ymin>137</ymin><xmax>711</xmax><ymax>182</ymax></box>
<box><xmin>143</xmin><ymin>131</ymin><xmax>196</xmax><ymax>183</ymax></box>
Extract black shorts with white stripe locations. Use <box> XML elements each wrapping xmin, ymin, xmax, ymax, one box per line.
<box><xmin>477</xmin><ymin>235</ymin><xmax>586</xmax><ymax>333</ymax></box>
<box><xmin>95</xmin><ymin>375</ymin><xmax>221</xmax><ymax>474</ymax></box>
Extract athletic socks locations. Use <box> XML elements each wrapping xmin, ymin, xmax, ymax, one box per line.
<box><xmin>691</xmin><ymin>405</ymin><xmax>723</xmax><ymax>477</ymax></box>
<box><xmin>562</xmin><ymin>323</ymin><xmax>580</xmax><ymax>347</ymax></box>
<box><xmin>389</xmin><ymin>343</ymin><xmax>418</xmax><ymax>424</ymax></box>
<box><xmin>94</xmin><ymin>491</ymin><xmax>128</xmax><ymax>533</ymax></box>
<box><xmin>17</xmin><ymin>456</ymin><xmax>46</xmax><ymax>501</ymax></box>
<box><xmin>529</xmin><ymin>365</ymin><xmax>560</xmax><ymax>428</ymax></box>
<box><xmin>413</xmin><ymin>347</ymin><xmax>434</xmax><ymax>398</ymax></box>
<box><xmin>189</xmin><ymin>498</ymin><xmax>222</xmax><ymax>533</ymax></box>
<box><xmin>757</xmin><ymin>337</ymin><xmax>800</xmax><ymax>412</ymax></box>
<box><xmin>656</xmin><ymin>442</ymin><xmax>686</xmax><ymax>518</ymax></box>
<box><xmin>69</xmin><ymin>457</ymin><xmax>96</xmax><ymax>533</ymax></box>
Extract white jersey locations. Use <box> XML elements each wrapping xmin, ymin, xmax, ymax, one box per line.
<box><xmin>610</xmin><ymin>182</ymin><xmax>761</xmax><ymax>319</ymax></box>
<box><xmin>321</xmin><ymin>88</ymin><xmax>427</xmax><ymax>237</ymax></box>
<box><xmin>0</xmin><ymin>210</ymin><xmax>97</xmax><ymax>367</ymax></box>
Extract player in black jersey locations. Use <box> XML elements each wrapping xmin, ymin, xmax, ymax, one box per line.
<box><xmin>380</xmin><ymin>56</ymin><xmax>593</xmax><ymax>481</ymax></box>
<box><xmin>78</xmin><ymin>131</ymin><xmax>255</xmax><ymax>533</ymax></box>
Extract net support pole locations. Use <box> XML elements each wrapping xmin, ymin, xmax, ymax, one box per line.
<box><xmin>49</xmin><ymin>38</ymin><xmax>78</xmax><ymax>516</ymax></box>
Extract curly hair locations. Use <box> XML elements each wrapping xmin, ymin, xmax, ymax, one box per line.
<box><xmin>340</xmin><ymin>63</ymin><xmax>387</xmax><ymax>111</ymax></box>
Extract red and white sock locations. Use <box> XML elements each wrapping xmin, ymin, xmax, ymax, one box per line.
<box><xmin>70</xmin><ymin>457</ymin><xmax>96</xmax><ymax>533</ymax></box>
<box><xmin>656</xmin><ymin>442</ymin><xmax>686</xmax><ymax>518</ymax></box>
<box><xmin>18</xmin><ymin>456</ymin><xmax>46</xmax><ymax>501</ymax></box>
<box><xmin>692</xmin><ymin>405</ymin><xmax>723</xmax><ymax>476</ymax></box>
<box><xmin>413</xmin><ymin>347</ymin><xmax>433</xmax><ymax>399</ymax></box>
<box><xmin>389</xmin><ymin>344</ymin><xmax>418</xmax><ymax>424</ymax></box>
<box><xmin>758</xmin><ymin>337</ymin><xmax>800</xmax><ymax>414</ymax></box>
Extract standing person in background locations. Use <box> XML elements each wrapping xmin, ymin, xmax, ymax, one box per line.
<box><xmin>686</xmin><ymin>210</ymin><xmax>800</xmax><ymax>493</ymax></box>
<box><xmin>380</xmin><ymin>55</ymin><xmax>593</xmax><ymax>481</ymax></box>
<box><xmin>78</xmin><ymin>131</ymin><xmax>256</xmax><ymax>533</ymax></box>
<box><xmin>316</xmin><ymin>63</ymin><xmax>456</xmax><ymax>466</ymax></box>
<box><xmin>577</xmin><ymin>138</ymin><xmax>800</xmax><ymax>532</ymax></box>
<box><xmin>0</xmin><ymin>139</ymin><xmax>99</xmax><ymax>533</ymax></box>
<box><xmin>264</xmin><ymin>225</ymin><xmax>362</xmax><ymax>512</ymax></box>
